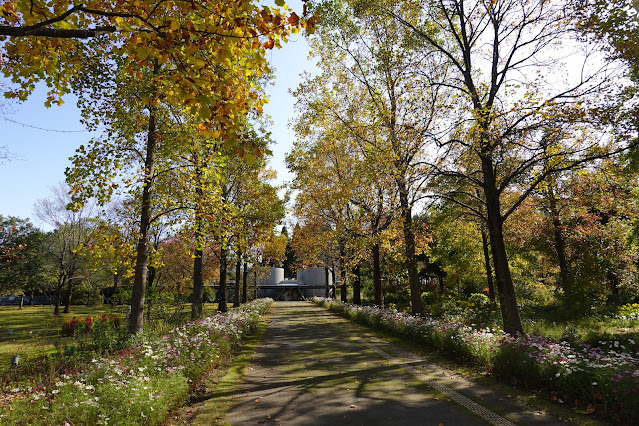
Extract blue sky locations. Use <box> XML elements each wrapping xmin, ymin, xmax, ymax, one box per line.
<box><xmin>0</xmin><ymin>2</ymin><xmax>314</xmax><ymax>229</ymax></box>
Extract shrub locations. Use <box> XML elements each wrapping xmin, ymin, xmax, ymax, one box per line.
<box><xmin>61</xmin><ymin>314</ymin><xmax>122</xmax><ymax>342</ymax></box>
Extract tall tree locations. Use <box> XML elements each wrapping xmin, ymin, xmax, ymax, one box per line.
<box><xmin>5</xmin><ymin>1</ymin><xmax>310</xmax><ymax>334</ymax></box>
<box><xmin>288</xmin><ymin>115</ymin><xmax>396</xmax><ymax>306</ymax></box>
<box><xmin>34</xmin><ymin>184</ymin><xmax>96</xmax><ymax>315</ymax></box>
<box><xmin>294</xmin><ymin>0</ymin><xmax>446</xmax><ymax>314</ymax></box>
<box><xmin>211</xmin><ymin>125</ymin><xmax>282</xmax><ymax>311</ymax></box>
<box><xmin>384</xmin><ymin>0</ymin><xmax>635</xmax><ymax>334</ymax></box>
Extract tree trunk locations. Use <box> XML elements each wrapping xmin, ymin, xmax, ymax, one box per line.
<box><xmin>128</xmin><ymin>98</ymin><xmax>158</xmax><ymax>334</ymax></box>
<box><xmin>608</xmin><ymin>271</ymin><xmax>620</xmax><ymax>303</ymax></box>
<box><xmin>372</xmin><ymin>243</ymin><xmax>383</xmax><ymax>307</ymax></box>
<box><xmin>546</xmin><ymin>185</ymin><xmax>571</xmax><ymax>292</ymax></box>
<box><xmin>29</xmin><ymin>291</ymin><xmax>34</xmax><ymax>306</ymax></box>
<box><xmin>191</xmin><ymin>245</ymin><xmax>204</xmax><ymax>320</ymax></box>
<box><xmin>324</xmin><ymin>266</ymin><xmax>330</xmax><ymax>298</ymax></box>
<box><xmin>242</xmin><ymin>262</ymin><xmax>248</xmax><ymax>303</ymax></box>
<box><xmin>218</xmin><ymin>244</ymin><xmax>228</xmax><ymax>312</ymax></box>
<box><xmin>18</xmin><ymin>295</ymin><xmax>23</xmax><ymax>310</ymax></box>
<box><xmin>254</xmin><ymin>268</ymin><xmax>258</xmax><ymax>300</ymax></box>
<box><xmin>63</xmin><ymin>275</ymin><xmax>73</xmax><ymax>314</ymax></box>
<box><xmin>353</xmin><ymin>263</ymin><xmax>361</xmax><ymax>305</ymax></box>
<box><xmin>481</xmin><ymin>225</ymin><xmax>495</xmax><ymax>302</ymax></box>
<box><xmin>147</xmin><ymin>265</ymin><xmax>157</xmax><ymax>289</ymax></box>
<box><xmin>234</xmin><ymin>256</ymin><xmax>241</xmax><ymax>307</ymax></box>
<box><xmin>338</xmin><ymin>243</ymin><xmax>347</xmax><ymax>303</ymax></box>
<box><xmin>191</xmin><ymin>165</ymin><xmax>205</xmax><ymax>321</ymax></box>
<box><xmin>54</xmin><ymin>270</ymin><xmax>66</xmax><ymax>316</ymax></box>
<box><xmin>481</xmin><ymin>155</ymin><xmax>524</xmax><ymax>335</ymax></box>
<box><xmin>398</xmin><ymin>184</ymin><xmax>423</xmax><ymax>315</ymax></box>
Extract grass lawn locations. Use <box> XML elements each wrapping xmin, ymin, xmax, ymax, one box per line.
<box><xmin>0</xmin><ymin>302</ymin><xmax>221</xmax><ymax>371</ymax></box>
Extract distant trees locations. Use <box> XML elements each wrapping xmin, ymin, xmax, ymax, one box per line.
<box><xmin>287</xmin><ymin>0</ymin><xmax>639</xmax><ymax>334</ymax></box>
<box><xmin>35</xmin><ymin>184</ymin><xmax>98</xmax><ymax>315</ymax></box>
<box><xmin>291</xmin><ymin>0</ymin><xmax>446</xmax><ymax>314</ymax></box>
<box><xmin>0</xmin><ymin>216</ymin><xmax>46</xmax><ymax>307</ymax></box>
<box><xmin>0</xmin><ymin>161</ymin><xmax>285</xmax><ymax>315</ymax></box>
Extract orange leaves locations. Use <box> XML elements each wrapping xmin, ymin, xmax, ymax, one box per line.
<box><xmin>263</xmin><ymin>38</ymin><xmax>275</xmax><ymax>49</ymax></box>
<box><xmin>288</xmin><ymin>12</ymin><xmax>300</xmax><ymax>26</ymax></box>
<box><xmin>259</xmin><ymin>7</ymin><xmax>275</xmax><ymax>25</ymax></box>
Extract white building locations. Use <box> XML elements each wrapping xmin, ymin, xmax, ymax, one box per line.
<box><xmin>257</xmin><ymin>266</ymin><xmax>332</xmax><ymax>300</ymax></box>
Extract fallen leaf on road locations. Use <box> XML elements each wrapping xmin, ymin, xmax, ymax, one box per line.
<box><xmin>349</xmin><ymin>404</ymin><xmax>357</xmax><ymax>408</ymax></box>
<box><xmin>276</xmin><ymin>419</ymin><xmax>281</xmax><ymax>422</ymax></box>
<box><xmin>432</xmin><ymin>397</ymin><xmax>440</xmax><ymax>401</ymax></box>
<box><xmin>267</xmin><ymin>415</ymin><xmax>271</xmax><ymax>419</ymax></box>
<box><xmin>258</xmin><ymin>420</ymin><xmax>265</xmax><ymax>424</ymax></box>
<box><xmin>254</xmin><ymin>399</ymin><xmax>261</xmax><ymax>403</ymax></box>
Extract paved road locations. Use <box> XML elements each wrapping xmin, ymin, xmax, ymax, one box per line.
<box><xmin>220</xmin><ymin>302</ymin><xmax>563</xmax><ymax>426</ymax></box>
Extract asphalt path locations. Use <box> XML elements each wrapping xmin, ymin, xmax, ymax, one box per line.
<box><xmin>219</xmin><ymin>302</ymin><xmax>564</xmax><ymax>426</ymax></box>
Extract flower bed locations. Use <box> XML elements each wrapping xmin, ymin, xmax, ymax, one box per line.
<box><xmin>313</xmin><ymin>297</ymin><xmax>639</xmax><ymax>421</ymax></box>
<box><xmin>0</xmin><ymin>298</ymin><xmax>272</xmax><ymax>425</ymax></box>
<box><xmin>61</xmin><ymin>314</ymin><xmax>122</xmax><ymax>337</ymax></box>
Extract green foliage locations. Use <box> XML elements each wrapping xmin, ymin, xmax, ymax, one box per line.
<box><xmin>61</xmin><ymin>314</ymin><xmax>128</xmax><ymax>354</ymax></box>
<box><xmin>428</xmin><ymin>215</ymin><xmax>486</xmax><ymax>294</ymax></box>
<box><xmin>91</xmin><ymin>316</ymin><xmax>128</xmax><ymax>354</ymax></box>
<box><xmin>0</xmin><ymin>216</ymin><xmax>46</xmax><ymax>296</ymax></box>
<box><xmin>145</xmin><ymin>289</ymin><xmax>191</xmax><ymax>331</ymax></box>
<box><xmin>515</xmin><ymin>280</ymin><xmax>556</xmax><ymax>307</ymax></box>
<box><xmin>2</xmin><ymin>372</ymin><xmax>189</xmax><ymax>426</ymax></box>
<box><xmin>422</xmin><ymin>291</ymin><xmax>501</xmax><ymax>326</ymax></box>
<box><xmin>110</xmin><ymin>287</ymin><xmax>132</xmax><ymax>305</ymax></box>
